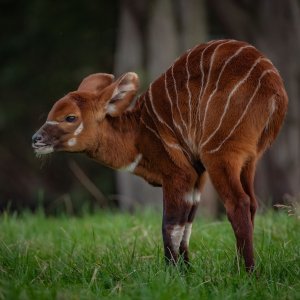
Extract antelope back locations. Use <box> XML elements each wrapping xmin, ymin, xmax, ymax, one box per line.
<box><xmin>140</xmin><ymin>39</ymin><xmax>287</xmax><ymax>163</ymax></box>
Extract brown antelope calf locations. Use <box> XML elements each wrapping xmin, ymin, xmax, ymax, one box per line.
<box><xmin>32</xmin><ymin>40</ymin><xmax>288</xmax><ymax>271</ymax></box>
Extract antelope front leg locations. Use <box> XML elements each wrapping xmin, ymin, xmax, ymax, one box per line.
<box><xmin>179</xmin><ymin>172</ymin><xmax>207</xmax><ymax>263</ymax></box>
<box><xmin>162</xmin><ymin>172</ymin><xmax>197</xmax><ymax>264</ymax></box>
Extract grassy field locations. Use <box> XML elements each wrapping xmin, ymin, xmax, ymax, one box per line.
<box><xmin>0</xmin><ymin>209</ymin><xmax>299</xmax><ymax>300</ymax></box>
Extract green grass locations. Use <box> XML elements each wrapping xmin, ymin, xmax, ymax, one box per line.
<box><xmin>0</xmin><ymin>210</ymin><xmax>299</xmax><ymax>300</ymax></box>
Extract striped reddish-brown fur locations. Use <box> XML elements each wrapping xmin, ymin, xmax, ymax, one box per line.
<box><xmin>32</xmin><ymin>39</ymin><xmax>288</xmax><ymax>271</ymax></box>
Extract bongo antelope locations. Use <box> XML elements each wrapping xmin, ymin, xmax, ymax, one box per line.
<box><xmin>32</xmin><ymin>40</ymin><xmax>288</xmax><ymax>271</ymax></box>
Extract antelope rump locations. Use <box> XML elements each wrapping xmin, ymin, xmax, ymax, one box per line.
<box><xmin>32</xmin><ymin>39</ymin><xmax>288</xmax><ymax>271</ymax></box>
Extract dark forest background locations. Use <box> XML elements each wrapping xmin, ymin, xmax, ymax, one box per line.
<box><xmin>1</xmin><ymin>0</ymin><xmax>299</xmax><ymax>216</ymax></box>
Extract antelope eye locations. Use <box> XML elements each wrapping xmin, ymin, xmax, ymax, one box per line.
<box><xmin>65</xmin><ymin>115</ymin><xmax>77</xmax><ymax>123</ymax></box>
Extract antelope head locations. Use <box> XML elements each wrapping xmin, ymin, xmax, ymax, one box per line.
<box><xmin>32</xmin><ymin>72</ymin><xmax>139</xmax><ymax>156</ymax></box>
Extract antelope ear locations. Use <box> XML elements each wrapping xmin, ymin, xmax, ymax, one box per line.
<box><xmin>105</xmin><ymin>72</ymin><xmax>139</xmax><ymax>117</ymax></box>
<box><xmin>78</xmin><ymin>73</ymin><xmax>115</xmax><ymax>94</ymax></box>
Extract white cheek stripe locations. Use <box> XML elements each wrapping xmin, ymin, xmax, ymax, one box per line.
<box><xmin>74</xmin><ymin>122</ymin><xmax>84</xmax><ymax>136</ymax></box>
<box><xmin>170</xmin><ymin>225</ymin><xmax>185</xmax><ymax>254</ymax></box>
<box><xmin>182</xmin><ymin>223</ymin><xmax>192</xmax><ymax>247</ymax></box>
<box><xmin>68</xmin><ymin>138</ymin><xmax>77</xmax><ymax>147</ymax></box>
<box><xmin>46</xmin><ymin>121</ymin><xmax>59</xmax><ymax>125</ymax></box>
<box><xmin>120</xmin><ymin>154</ymin><xmax>142</xmax><ymax>173</ymax></box>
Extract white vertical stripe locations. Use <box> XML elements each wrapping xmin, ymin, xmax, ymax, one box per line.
<box><xmin>148</xmin><ymin>84</ymin><xmax>176</xmax><ymax>135</ymax></box>
<box><xmin>186</xmin><ymin>48</ymin><xmax>193</xmax><ymax>134</ymax></box>
<box><xmin>193</xmin><ymin>40</ymin><xmax>230</xmax><ymax>142</ymax></box>
<box><xmin>201</xmin><ymin>40</ymin><xmax>233</xmax><ymax>100</ymax></box>
<box><xmin>201</xmin><ymin>57</ymin><xmax>265</xmax><ymax>149</ymax></box>
<box><xmin>147</xmin><ymin>84</ymin><xmax>193</xmax><ymax>161</ymax></box>
<box><xmin>171</xmin><ymin>64</ymin><xmax>189</xmax><ymax>134</ymax></box>
<box><xmin>208</xmin><ymin>69</ymin><xmax>277</xmax><ymax>153</ymax></box>
<box><xmin>140</xmin><ymin>117</ymin><xmax>161</xmax><ymax>140</ymax></box>
<box><xmin>199</xmin><ymin>40</ymin><xmax>225</xmax><ymax>100</ymax></box>
<box><xmin>165</xmin><ymin>73</ymin><xmax>184</xmax><ymax>138</ymax></box>
<box><xmin>165</xmin><ymin>72</ymin><xmax>192</xmax><ymax>155</ymax></box>
<box><xmin>200</xmin><ymin>45</ymin><xmax>254</xmax><ymax>143</ymax></box>
<box><xmin>142</xmin><ymin>105</ymin><xmax>192</xmax><ymax>161</ymax></box>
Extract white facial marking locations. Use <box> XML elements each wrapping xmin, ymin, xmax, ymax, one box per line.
<box><xmin>46</xmin><ymin>121</ymin><xmax>59</xmax><ymax>125</ymax></box>
<box><xmin>68</xmin><ymin>138</ymin><xmax>77</xmax><ymax>147</ymax></box>
<box><xmin>107</xmin><ymin>104</ymin><xmax>117</xmax><ymax>115</ymax></box>
<box><xmin>170</xmin><ymin>225</ymin><xmax>185</xmax><ymax>254</ymax></box>
<box><xmin>120</xmin><ymin>154</ymin><xmax>142</xmax><ymax>173</ymax></box>
<box><xmin>34</xmin><ymin>146</ymin><xmax>54</xmax><ymax>156</ymax></box>
<box><xmin>182</xmin><ymin>223</ymin><xmax>193</xmax><ymax>246</ymax></box>
<box><xmin>74</xmin><ymin>122</ymin><xmax>84</xmax><ymax>136</ymax></box>
<box><xmin>184</xmin><ymin>189</ymin><xmax>201</xmax><ymax>204</ymax></box>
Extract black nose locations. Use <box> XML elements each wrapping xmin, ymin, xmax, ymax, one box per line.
<box><xmin>32</xmin><ymin>132</ymin><xmax>43</xmax><ymax>144</ymax></box>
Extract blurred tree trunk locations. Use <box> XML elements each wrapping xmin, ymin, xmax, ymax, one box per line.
<box><xmin>114</xmin><ymin>0</ymin><xmax>218</xmax><ymax>214</ymax></box>
<box><xmin>208</xmin><ymin>0</ymin><xmax>300</xmax><ymax>203</ymax></box>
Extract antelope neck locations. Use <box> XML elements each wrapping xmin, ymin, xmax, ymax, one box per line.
<box><xmin>87</xmin><ymin>100</ymin><xmax>143</xmax><ymax>170</ymax></box>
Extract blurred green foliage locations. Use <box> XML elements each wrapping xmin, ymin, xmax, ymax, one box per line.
<box><xmin>0</xmin><ymin>0</ymin><xmax>119</xmax><ymax>213</ymax></box>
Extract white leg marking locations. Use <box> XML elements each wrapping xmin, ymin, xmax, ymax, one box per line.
<box><xmin>201</xmin><ymin>57</ymin><xmax>266</xmax><ymax>149</ymax></box>
<box><xmin>68</xmin><ymin>137</ymin><xmax>77</xmax><ymax>147</ymax></box>
<box><xmin>184</xmin><ymin>189</ymin><xmax>201</xmax><ymax>204</ymax></box>
<box><xmin>200</xmin><ymin>45</ymin><xmax>255</xmax><ymax>144</ymax></box>
<box><xmin>194</xmin><ymin>190</ymin><xmax>201</xmax><ymax>203</ymax></box>
<box><xmin>46</xmin><ymin>121</ymin><xmax>59</xmax><ymax>125</ymax></box>
<box><xmin>182</xmin><ymin>223</ymin><xmax>193</xmax><ymax>247</ymax></box>
<box><xmin>184</xmin><ymin>191</ymin><xmax>194</xmax><ymax>204</ymax></box>
<box><xmin>170</xmin><ymin>225</ymin><xmax>185</xmax><ymax>254</ymax></box>
<box><xmin>208</xmin><ymin>70</ymin><xmax>277</xmax><ymax>153</ymax></box>
<box><xmin>120</xmin><ymin>154</ymin><xmax>142</xmax><ymax>172</ymax></box>
<box><xmin>74</xmin><ymin>122</ymin><xmax>84</xmax><ymax>136</ymax></box>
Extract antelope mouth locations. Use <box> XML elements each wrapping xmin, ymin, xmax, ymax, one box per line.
<box><xmin>32</xmin><ymin>142</ymin><xmax>54</xmax><ymax>155</ymax></box>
